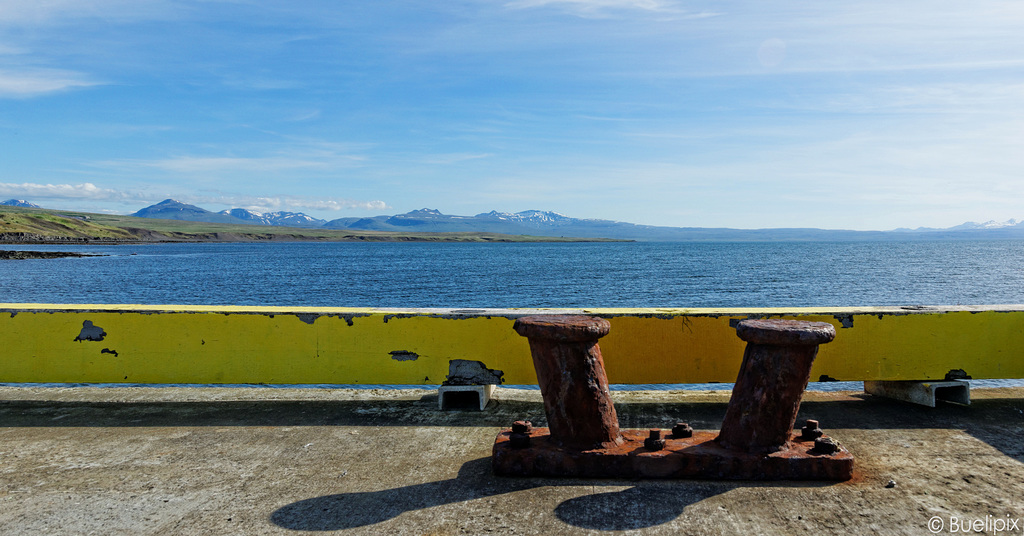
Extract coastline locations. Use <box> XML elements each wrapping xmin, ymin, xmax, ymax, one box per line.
<box><xmin>0</xmin><ymin>250</ymin><xmax>107</xmax><ymax>260</ymax></box>
<box><xmin>0</xmin><ymin>208</ymin><xmax>627</xmax><ymax>244</ymax></box>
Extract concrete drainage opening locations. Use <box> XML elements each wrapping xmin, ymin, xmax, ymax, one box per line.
<box><xmin>438</xmin><ymin>385</ymin><xmax>495</xmax><ymax>411</ymax></box>
<box><xmin>437</xmin><ymin>359</ymin><xmax>503</xmax><ymax>411</ymax></box>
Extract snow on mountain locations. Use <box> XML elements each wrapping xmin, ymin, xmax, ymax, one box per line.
<box><xmin>949</xmin><ymin>219</ymin><xmax>1022</xmax><ymax>230</ymax></box>
<box><xmin>477</xmin><ymin>210</ymin><xmax>573</xmax><ymax>223</ymax></box>
<box><xmin>266</xmin><ymin>211</ymin><xmax>326</xmax><ymax>227</ymax></box>
<box><xmin>217</xmin><ymin>208</ymin><xmax>325</xmax><ymax>227</ymax></box>
<box><xmin>1</xmin><ymin>199</ymin><xmax>41</xmax><ymax>208</ymax></box>
<box><xmin>406</xmin><ymin>208</ymin><xmax>444</xmax><ymax>217</ymax></box>
<box><xmin>219</xmin><ymin>208</ymin><xmax>274</xmax><ymax>225</ymax></box>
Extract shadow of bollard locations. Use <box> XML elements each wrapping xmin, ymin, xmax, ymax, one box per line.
<box><xmin>553</xmin><ymin>484</ymin><xmax>725</xmax><ymax>531</ymax></box>
<box><xmin>269</xmin><ymin>458</ymin><xmax>531</xmax><ymax>531</ymax></box>
<box><xmin>269</xmin><ymin>456</ymin><xmax>741</xmax><ymax>532</ymax></box>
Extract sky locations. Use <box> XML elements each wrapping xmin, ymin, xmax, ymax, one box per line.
<box><xmin>1</xmin><ymin>1</ymin><xmax>1022</xmax><ymax>231</ymax></box>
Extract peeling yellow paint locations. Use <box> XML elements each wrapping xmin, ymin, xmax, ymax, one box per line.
<box><xmin>1</xmin><ymin>304</ymin><xmax>1023</xmax><ymax>384</ymax></box>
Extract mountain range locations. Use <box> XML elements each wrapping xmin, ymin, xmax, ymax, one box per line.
<box><xmin>130</xmin><ymin>199</ymin><xmax>325</xmax><ymax>227</ymax></box>
<box><xmin>8</xmin><ymin>198</ymin><xmax>1024</xmax><ymax>241</ymax></box>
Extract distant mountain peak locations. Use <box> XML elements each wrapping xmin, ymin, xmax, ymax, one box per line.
<box><xmin>262</xmin><ymin>211</ymin><xmax>325</xmax><ymax>227</ymax></box>
<box><xmin>134</xmin><ymin>199</ymin><xmax>211</xmax><ymax>216</ymax></box>
<box><xmin>1</xmin><ymin>199</ymin><xmax>41</xmax><ymax>208</ymax></box>
<box><xmin>154</xmin><ymin>199</ymin><xmax>184</xmax><ymax>206</ymax></box>
<box><xmin>219</xmin><ymin>208</ymin><xmax>272</xmax><ymax>225</ymax></box>
<box><xmin>982</xmin><ymin>218</ymin><xmax>1020</xmax><ymax>228</ymax></box>
<box><xmin>516</xmin><ymin>209</ymin><xmax>571</xmax><ymax>220</ymax></box>
<box><xmin>223</xmin><ymin>208</ymin><xmax>265</xmax><ymax>217</ymax></box>
<box><xmin>946</xmin><ymin>218</ymin><xmax>1022</xmax><ymax>231</ymax></box>
<box><xmin>405</xmin><ymin>208</ymin><xmax>444</xmax><ymax>216</ymax></box>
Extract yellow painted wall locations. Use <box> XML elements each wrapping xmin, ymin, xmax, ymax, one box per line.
<box><xmin>1</xmin><ymin>304</ymin><xmax>1022</xmax><ymax>384</ymax></box>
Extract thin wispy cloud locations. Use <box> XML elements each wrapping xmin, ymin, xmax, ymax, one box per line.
<box><xmin>420</xmin><ymin>153</ymin><xmax>494</xmax><ymax>165</ymax></box>
<box><xmin>0</xmin><ymin>68</ymin><xmax>102</xmax><ymax>98</ymax></box>
<box><xmin>142</xmin><ymin>156</ymin><xmax>331</xmax><ymax>173</ymax></box>
<box><xmin>287</xmin><ymin>110</ymin><xmax>322</xmax><ymax>122</ymax></box>
<box><xmin>0</xmin><ymin>0</ymin><xmax>176</xmax><ymax>26</ymax></box>
<box><xmin>0</xmin><ymin>182</ymin><xmax>143</xmax><ymax>201</ymax></box>
<box><xmin>502</xmin><ymin>0</ymin><xmax>719</xmax><ymax>24</ymax></box>
<box><xmin>0</xmin><ymin>44</ymin><xmax>27</xmax><ymax>55</ymax></box>
<box><xmin>506</xmin><ymin>0</ymin><xmax>673</xmax><ymax>12</ymax></box>
<box><xmin>819</xmin><ymin>83</ymin><xmax>1024</xmax><ymax>114</ymax></box>
<box><xmin>95</xmin><ymin>152</ymin><xmax>366</xmax><ymax>175</ymax></box>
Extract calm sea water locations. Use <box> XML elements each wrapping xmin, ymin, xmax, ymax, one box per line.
<box><xmin>2</xmin><ymin>240</ymin><xmax>1024</xmax><ymax>307</ymax></box>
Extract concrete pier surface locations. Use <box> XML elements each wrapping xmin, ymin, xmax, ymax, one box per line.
<box><xmin>1</xmin><ymin>385</ymin><xmax>1023</xmax><ymax>535</ymax></box>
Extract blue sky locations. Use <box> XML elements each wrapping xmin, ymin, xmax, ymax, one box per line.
<box><xmin>1</xmin><ymin>1</ymin><xmax>1022</xmax><ymax>230</ymax></box>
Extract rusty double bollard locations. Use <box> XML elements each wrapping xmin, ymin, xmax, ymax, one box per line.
<box><xmin>494</xmin><ymin>315</ymin><xmax>851</xmax><ymax>480</ymax></box>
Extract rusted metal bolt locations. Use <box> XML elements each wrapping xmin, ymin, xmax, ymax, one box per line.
<box><xmin>509</xmin><ymin>432</ymin><xmax>531</xmax><ymax>449</ymax></box>
<box><xmin>813</xmin><ymin>436</ymin><xmax>839</xmax><ymax>455</ymax></box>
<box><xmin>801</xmin><ymin>419</ymin><xmax>823</xmax><ymax>440</ymax></box>
<box><xmin>644</xmin><ymin>429</ymin><xmax>666</xmax><ymax>451</ymax></box>
<box><xmin>509</xmin><ymin>420</ymin><xmax>533</xmax><ymax>448</ymax></box>
<box><xmin>511</xmin><ymin>420</ymin><xmax>532</xmax><ymax>434</ymax></box>
<box><xmin>671</xmin><ymin>422</ymin><xmax>693</xmax><ymax>438</ymax></box>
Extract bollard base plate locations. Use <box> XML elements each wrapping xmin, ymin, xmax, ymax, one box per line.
<box><xmin>492</xmin><ymin>428</ymin><xmax>853</xmax><ymax>481</ymax></box>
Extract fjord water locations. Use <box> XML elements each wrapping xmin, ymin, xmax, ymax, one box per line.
<box><xmin>3</xmin><ymin>240</ymin><xmax>1024</xmax><ymax>307</ymax></box>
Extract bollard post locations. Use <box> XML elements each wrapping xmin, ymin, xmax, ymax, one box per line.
<box><xmin>512</xmin><ymin>315</ymin><xmax>622</xmax><ymax>450</ymax></box>
<box><xmin>716</xmin><ymin>319</ymin><xmax>836</xmax><ymax>453</ymax></box>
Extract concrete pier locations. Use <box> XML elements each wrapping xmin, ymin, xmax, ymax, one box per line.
<box><xmin>2</xmin><ymin>385</ymin><xmax>1022</xmax><ymax>534</ymax></box>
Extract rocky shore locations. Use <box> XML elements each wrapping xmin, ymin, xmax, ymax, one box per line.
<box><xmin>0</xmin><ymin>232</ymin><xmax>139</xmax><ymax>244</ymax></box>
<box><xmin>0</xmin><ymin>249</ymin><xmax>107</xmax><ymax>260</ymax></box>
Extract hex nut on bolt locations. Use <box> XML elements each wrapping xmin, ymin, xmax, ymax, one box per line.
<box><xmin>813</xmin><ymin>436</ymin><xmax>839</xmax><ymax>455</ymax></box>
<box><xmin>509</xmin><ymin>420</ymin><xmax>533</xmax><ymax>449</ymax></box>
<box><xmin>671</xmin><ymin>422</ymin><xmax>693</xmax><ymax>438</ymax></box>
<box><xmin>801</xmin><ymin>419</ymin><xmax>823</xmax><ymax>440</ymax></box>
<box><xmin>511</xmin><ymin>420</ymin><xmax>532</xmax><ymax>434</ymax></box>
<box><xmin>644</xmin><ymin>429</ymin><xmax>666</xmax><ymax>451</ymax></box>
<box><xmin>509</xmin><ymin>433</ymin><xmax>530</xmax><ymax>449</ymax></box>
